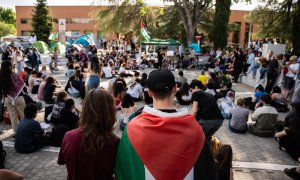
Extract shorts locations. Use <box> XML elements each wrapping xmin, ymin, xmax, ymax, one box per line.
<box><xmin>283</xmin><ymin>76</ymin><xmax>295</xmax><ymax>90</ymax></box>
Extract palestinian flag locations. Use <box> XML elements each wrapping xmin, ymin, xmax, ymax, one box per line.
<box><xmin>141</xmin><ymin>21</ymin><xmax>151</xmax><ymax>41</ymax></box>
<box><xmin>115</xmin><ymin>106</ymin><xmax>205</xmax><ymax>180</ymax></box>
<box><xmin>48</xmin><ymin>32</ymin><xmax>58</xmax><ymax>41</ymax></box>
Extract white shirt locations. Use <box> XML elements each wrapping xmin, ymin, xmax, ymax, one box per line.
<box><xmin>286</xmin><ymin>63</ymin><xmax>300</xmax><ymax>78</ymax></box>
<box><xmin>127</xmin><ymin>83</ymin><xmax>143</xmax><ymax>99</ymax></box>
<box><xmin>118</xmin><ymin>67</ymin><xmax>126</xmax><ymax>74</ymax></box>
<box><xmin>102</xmin><ymin>66</ymin><xmax>113</xmax><ymax>78</ymax></box>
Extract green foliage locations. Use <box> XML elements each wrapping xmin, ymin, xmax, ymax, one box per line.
<box><xmin>249</xmin><ymin>0</ymin><xmax>300</xmax><ymax>54</ymax></box>
<box><xmin>0</xmin><ymin>21</ymin><xmax>16</xmax><ymax>37</ymax></box>
<box><xmin>31</xmin><ymin>0</ymin><xmax>53</xmax><ymax>43</ymax></box>
<box><xmin>209</xmin><ymin>0</ymin><xmax>231</xmax><ymax>49</ymax></box>
<box><xmin>0</xmin><ymin>7</ymin><xmax>16</xmax><ymax>25</ymax></box>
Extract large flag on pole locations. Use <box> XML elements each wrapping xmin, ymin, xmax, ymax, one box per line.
<box><xmin>141</xmin><ymin>21</ymin><xmax>151</xmax><ymax>41</ymax></box>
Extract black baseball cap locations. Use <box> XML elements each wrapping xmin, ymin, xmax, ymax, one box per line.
<box><xmin>147</xmin><ymin>69</ymin><xmax>176</xmax><ymax>93</ymax></box>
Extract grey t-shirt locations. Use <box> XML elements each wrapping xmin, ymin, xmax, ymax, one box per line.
<box><xmin>230</xmin><ymin>106</ymin><xmax>249</xmax><ymax>130</ymax></box>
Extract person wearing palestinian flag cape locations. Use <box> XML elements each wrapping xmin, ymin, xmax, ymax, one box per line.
<box><xmin>115</xmin><ymin>69</ymin><xmax>218</xmax><ymax>180</ymax></box>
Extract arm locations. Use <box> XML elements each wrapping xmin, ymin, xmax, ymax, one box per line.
<box><xmin>230</xmin><ymin>168</ymin><xmax>234</xmax><ymax>180</ymax></box>
<box><xmin>191</xmin><ymin>101</ymin><xmax>198</xmax><ymax>117</ymax></box>
<box><xmin>275</xmin><ymin>130</ymin><xmax>287</xmax><ymax>138</ymax></box>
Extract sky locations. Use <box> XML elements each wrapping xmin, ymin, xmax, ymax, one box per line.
<box><xmin>0</xmin><ymin>0</ymin><xmax>264</xmax><ymax>11</ymax></box>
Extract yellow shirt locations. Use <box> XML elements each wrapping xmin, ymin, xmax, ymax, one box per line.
<box><xmin>198</xmin><ymin>75</ymin><xmax>208</xmax><ymax>85</ymax></box>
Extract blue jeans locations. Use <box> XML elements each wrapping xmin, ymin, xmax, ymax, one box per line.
<box><xmin>251</xmin><ymin>64</ymin><xmax>260</xmax><ymax>78</ymax></box>
<box><xmin>199</xmin><ymin>119</ymin><xmax>223</xmax><ymax>148</ymax></box>
<box><xmin>87</xmin><ymin>75</ymin><xmax>100</xmax><ymax>90</ymax></box>
<box><xmin>119</xmin><ymin>119</ymin><xmax>127</xmax><ymax>131</ymax></box>
<box><xmin>259</xmin><ymin>67</ymin><xmax>268</xmax><ymax>80</ymax></box>
<box><xmin>221</xmin><ymin>112</ymin><xmax>231</xmax><ymax>120</ymax></box>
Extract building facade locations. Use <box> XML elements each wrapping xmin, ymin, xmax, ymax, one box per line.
<box><xmin>16</xmin><ymin>6</ymin><xmax>258</xmax><ymax>45</ymax></box>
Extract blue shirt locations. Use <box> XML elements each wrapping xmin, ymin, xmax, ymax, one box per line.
<box><xmin>15</xmin><ymin>118</ymin><xmax>44</xmax><ymax>153</ymax></box>
<box><xmin>254</xmin><ymin>91</ymin><xmax>266</xmax><ymax>103</ymax></box>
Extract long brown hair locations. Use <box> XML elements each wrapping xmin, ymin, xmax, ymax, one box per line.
<box><xmin>214</xmin><ymin>144</ymin><xmax>233</xmax><ymax>168</ymax></box>
<box><xmin>80</xmin><ymin>89</ymin><xmax>116</xmax><ymax>153</ymax></box>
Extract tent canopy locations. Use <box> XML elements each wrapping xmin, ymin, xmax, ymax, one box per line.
<box><xmin>50</xmin><ymin>42</ymin><xmax>66</xmax><ymax>54</ymax></box>
<box><xmin>32</xmin><ymin>41</ymin><xmax>49</xmax><ymax>54</ymax></box>
<box><xmin>141</xmin><ymin>38</ymin><xmax>181</xmax><ymax>46</ymax></box>
<box><xmin>189</xmin><ymin>43</ymin><xmax>201</xmax><ymax>53</ymax></box>
<box><xmin>74</xmin><ymin>35</ymin><xmax>95</xmax><ymax>47</ymax></box>
<box><xmin>0</xmin><ymin>34</ymin><xmax>17</xmax><ymax>42</ymax></box>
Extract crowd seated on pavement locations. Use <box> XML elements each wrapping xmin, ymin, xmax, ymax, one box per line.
<box><xmin>0</xmin><ymin>40</ymin><xmax>299</xmax><ymax>179</ymax></box>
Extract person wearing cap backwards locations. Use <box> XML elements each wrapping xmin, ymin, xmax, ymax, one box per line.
<box><xmin>115</xmin><ymin>69</ymin><xmax>218</xmax><ymax>180</ymax></box>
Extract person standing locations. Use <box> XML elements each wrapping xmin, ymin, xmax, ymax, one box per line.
<box><xmin>265</xmin><ymin>54</ymin><xmax>279</xmax><ymax>94</ymax></box>
<box><xmin>58</xmin><ymin>89</ymin><xmax>119</xmax><ymax>179</ymax></box>
<box><xmin>115</xmin><ymin>69</ymin><xmax>217</xmax><ymax>180</ymax></box>
<box><xmin>0</xmin><ymin>61</ymin><xmax>26</xmax><ymax>133</ymax></box>
<box><xmin>283</xmin><ymin>56</ymin><xmax>299</xmax><ymax>99</ymax></box>
<box><xmin>31</xmin><ymin>48</ymin><xmax>39</xmax><ymax>71</ymax></box>
<box><xmin>87</xmin><ymin>56</ymin><xmax>101</xmax><ymax>90</ymax></box>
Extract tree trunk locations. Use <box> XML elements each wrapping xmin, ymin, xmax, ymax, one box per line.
<box><xmin>292</xmin><ymin>0</ymin><xmax>300</xmax><ymax>54</ymax></box>
<box><xmin>186</xmin><ymin>27</ymin><xmax>196</xmax><ymax>45</ymax></box>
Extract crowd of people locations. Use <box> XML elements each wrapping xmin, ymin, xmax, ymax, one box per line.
<box><xmin>0</xmin><ymin>39</ymin><xmax>300</xmax><ymax>180</ymax></box>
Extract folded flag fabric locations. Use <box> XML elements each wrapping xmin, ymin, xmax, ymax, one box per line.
<box><xmin>115</xmin><ymin>106</ymin><xmax>205</xmax><ymax>180</ymax></box>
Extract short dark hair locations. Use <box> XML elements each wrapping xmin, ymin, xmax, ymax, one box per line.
<box><xmin>272</xmin><ymin>86</ymin><xmax>281</xmax><ymax>94</ymax></box>
<box><xmin>256</xmin><ymin>84</ymin><xmax>264</xmax><ymax>92</ymax></box>
<box><xmin>226</xmin><ymin>81</ymin><xmax>232</xmax><ymax>89</ymax></box>
<box><xmin>24</xmin><ymin>103</ymin><xmax>37</xmax><ymax>119</ymax></box>
<box><xmin>122</xmin><ymin>93</ymin><xmax>134</xmax><ymax>108</ymax></box>
<box><xmin>207</xmin><ymin>82</ymin><xmax>214</xmax><ymax>89</ymax></box>
<box><xmin>179</xmin><ymin>71</ymin><xmax>183</xmax><ymax>76</ymax></box>
<box><xmin>189</xmin><ymin>79</ymin><xmax>204</xmax><ymax>90</ymax></box>
<box><xmin>260</xmin><ymin>94</ymin><xmax>272</xmax><ymax>104</ymax></box>
<box><xmin>65</xmin><ymin>99</ymin><xmax>75</xmax><ymax>109</ymax></box>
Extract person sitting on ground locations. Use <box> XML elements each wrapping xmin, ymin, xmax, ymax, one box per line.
<box><xmin>127</xmin><ymin>78</ymin><xmax>143</xmax><ymax>102</ymax></box>
<box><xmin>208</xmin><ymin>72</ymin><xmax>221</xmax><ymax>90</ymax></box>
<box><xmin>218</xmin><ymin>91</ymin><xmax>236</xmax><ymax>119</ymax></box>
<box><xmin>248</xmin><ymin>94</ymin><xmax>278</xmax><ymax>137</ymax></box>
<box><xmin>37</xmin><ymin>76</ymin><xmax>47</xmax><ymax>101</ymax></box>
<box><xmin>198</xmin><ymin>70</ymin><xmax>208</xmax><ymax>86</ymax></box>
<box><xmin>119</xmin><ymin>93</ymin><xmax>137</xmax><ymax>131</ymax></box>
<box><xmin>118</xmin><ymin>63</ymin><xmax>126</xmax><ymax>75</ymax></box>
<box><xmin>140</xmin><ymin>73</ymin><xmax>153</xmax><ymax>104</ymax></box>
<box><xmin>58</xmin><ymin>99</ymin><xmax>80</xmax><ymax>130</ymax></box>
<box><xmin>271</xmin><ymin>86</ymin><xmax>289</xmax><ymax>112</ymax></box>
<box><xmin>175</xmin><ymin>82</ymin><xmax>192</xmax><ymax>105</ymax></box>
<box><xmin>15</xmin><ymin>104</ymin><xmax>49</xmax><ymax>154</ymax></box>
<box><xmin>28</xmin><ymin>70</ymin><xmax>38</xmax><ymax>93</ymax></box>
<box><xmin>115</xmin><ymin>69</ymin><xmax>218</xmax><ymax>180</ymax></box>
<box><xmin>214</xmin><ymin>144</ymin><xmax>234</xmax><ymax>180</ymax></box>
<box><xmin>229</xmin><ymin>98</ymin><xmax>249</xmax><ymax>133</ymax></box>
<box><xmin>176</xmin><ymin>71</ymin><xmax>187</xmax><ymax>87</ymax></box>
<box><xmin>49</xmin><ymin>91</ymin><xmax>68</xmax><ymax>124</ymax></box>
<box><xmin>43</xmin><ymin>76</ymin><xmax>62</xmax><ymax>104</ymax></box>
<box><xmin>244</xmin><ymin>84</ymin><xmax>266</xmax><ymax>110</ymax></box>
<box><xmin>65</xmin><ymin>75</ymin><xmax>85</xmax><ymax>99</ymax></box>
<box><xmin>65</xmin><ymin>63</ymin><xmax>75</xmax><ymax>78</ymax></box>
<box><xmin>220</xmin><ymin>81</ymin><xmax>235</xmax><ymax>99</ymax></box>
<box><xmin>31</xmin><ymin>72</ymin><xmax>43</xmax><ymax>94</ymax></box>
<box><xmin>284</xmin><ymin>158</ymin><xmax>300</xmax><ymax>179</ymax></box>
<box><xmin>205</xmin><ymin>82</ymin><xmax>216</xmax><ymax>96</ymax></box>
<box><xmin>112</xmin><ymin>82</ymin><xmax>126</xmax><ymax>109</ymax></box>
<box><xmin>190</xmin><ymin>79</ymin><xmax>224</xmax><ymax>144</ymax></box>
<box><xmin>102</xmin><ymin>63</ymin><xmax>113</xmax><ymax>79</ymax></box>
<box><xmin>58</xmin><ymin>89</ymin><xmax>119</xmax><ymax>180</ymax></box>
<box><xmin>275</xmin><ymin>117</ymin><xmax>300</xmax><ymax>161</ymax></box>
<box><xmin>129</xmin><ymin>71</ymin><xmax>140</xmax><ymax>84</ymax></box>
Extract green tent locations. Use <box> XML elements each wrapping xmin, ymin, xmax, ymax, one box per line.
<box><xmin>141</xmin><ymin>38</ymin><xmax>181</xmax><ymax>46</ymax></box>
<box><xmin>32</xmin><ymin>41</ymin><xmax>49</xmax><ymax>54</ymax></box>
<box><xmin>50</xmin><ymin>42</ymin><xmax>66</xmax><ymax>55</ymax></box>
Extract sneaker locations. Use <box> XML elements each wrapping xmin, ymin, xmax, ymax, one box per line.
<box><xmin>284</xmin><ymin>168</ymin><xmax>300</xmax><ymax>180</ymax></box>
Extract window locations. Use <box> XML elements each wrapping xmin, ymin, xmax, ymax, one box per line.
<box><xmin>20</xmin><ymin>18</ymin><xmax>31</xmax><ymax>24</ymax></box>
<box><xmin>232</xmin><ymin>22</ymin><xmax>241</xmax><ymax>44</ymax></box>
<box><xmin>71</xmin><ymin>30</ymin><xmax>81</xmax><ymax>36</ymax></box>
<box><xmin>53</xmin><ymin>18</ymin><xmax>59</xmax><ymax>24</ymax></box>
<box><xmin>84</xmin><ymin>30</ymin><xmax>93</xmax><ymax>35</ymax></box>
<box><xmin>69</xmin><ymin>18</ymin><xmax>93</xmax><ymax>24</ymax></box>
<box><xmin>21</xmin><ymin>30</ymin><xmax>32</xmax><ymax>36</ymax></box>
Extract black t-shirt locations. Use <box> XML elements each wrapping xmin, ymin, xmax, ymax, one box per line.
<box><xmin>267</xmin><ymin>59</ymin><xmax>279</xmax><ymax>76</ymax></box>
<box><xmin>44</xmin><ymin>84</ymin><xmax>56</xmax><ymax>102</ymax></box>
<box><xmin>58</xmin><ymin>108</ymin><xmax>79</xmax><ymax>130</ymax></box>
<box><xmin>191</xmin><ymin>90</ymin><xmax>223</xmax><ymax>120</ymax></box>
<box><xmin>216</xmin><ymin>164</ymin><xmax>230</xmax><ymax>180</ymax></box>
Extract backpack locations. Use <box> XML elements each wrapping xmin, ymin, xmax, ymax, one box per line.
<box><xmin>0</xmin><ymin>141</ymin><xmax>7</xmax><ymax>169</ymax></box>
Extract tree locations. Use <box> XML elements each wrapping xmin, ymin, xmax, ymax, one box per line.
<box><xmin>0</xmin><ymin>21</ymin><xmax>16</xmax><ymax>37</ymax></box>
<box><xmin>209</xmin><ymin>0</ymin><xmax>231</xmax><ymax>49</ymax></box>
<box><xmin>0</xmin><ymin>7</ymin><xmax>16</xmax><ymax>25</ymax></box>
<box><xmin>31</xmin><ymin>0</ymin><xmax>53</xmax><ymax>43</ymax></box>
<box><xmin>249</xmin><ymin>0</ymin><xmax>300</xmax><ymax>54</ymax></box>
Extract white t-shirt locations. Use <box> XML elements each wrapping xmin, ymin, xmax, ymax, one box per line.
<box><xmin>102</xmin><ymin>66</ymin><xmax>113</xmax><ymax>78</ymax></box>
<box><xmin>127</xmin><ymin>83</ymin><xmax>143</xmax><ymax>99</ymax></box>
<box><xmin>118</xmin><ymin>67</ymin><xmax>126</xmax><ymax>75</ymax></box>
<box><xmin>286</xmin><ymin>63</ymin><xmax>300</xmax><ymax>78</ymax></box>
